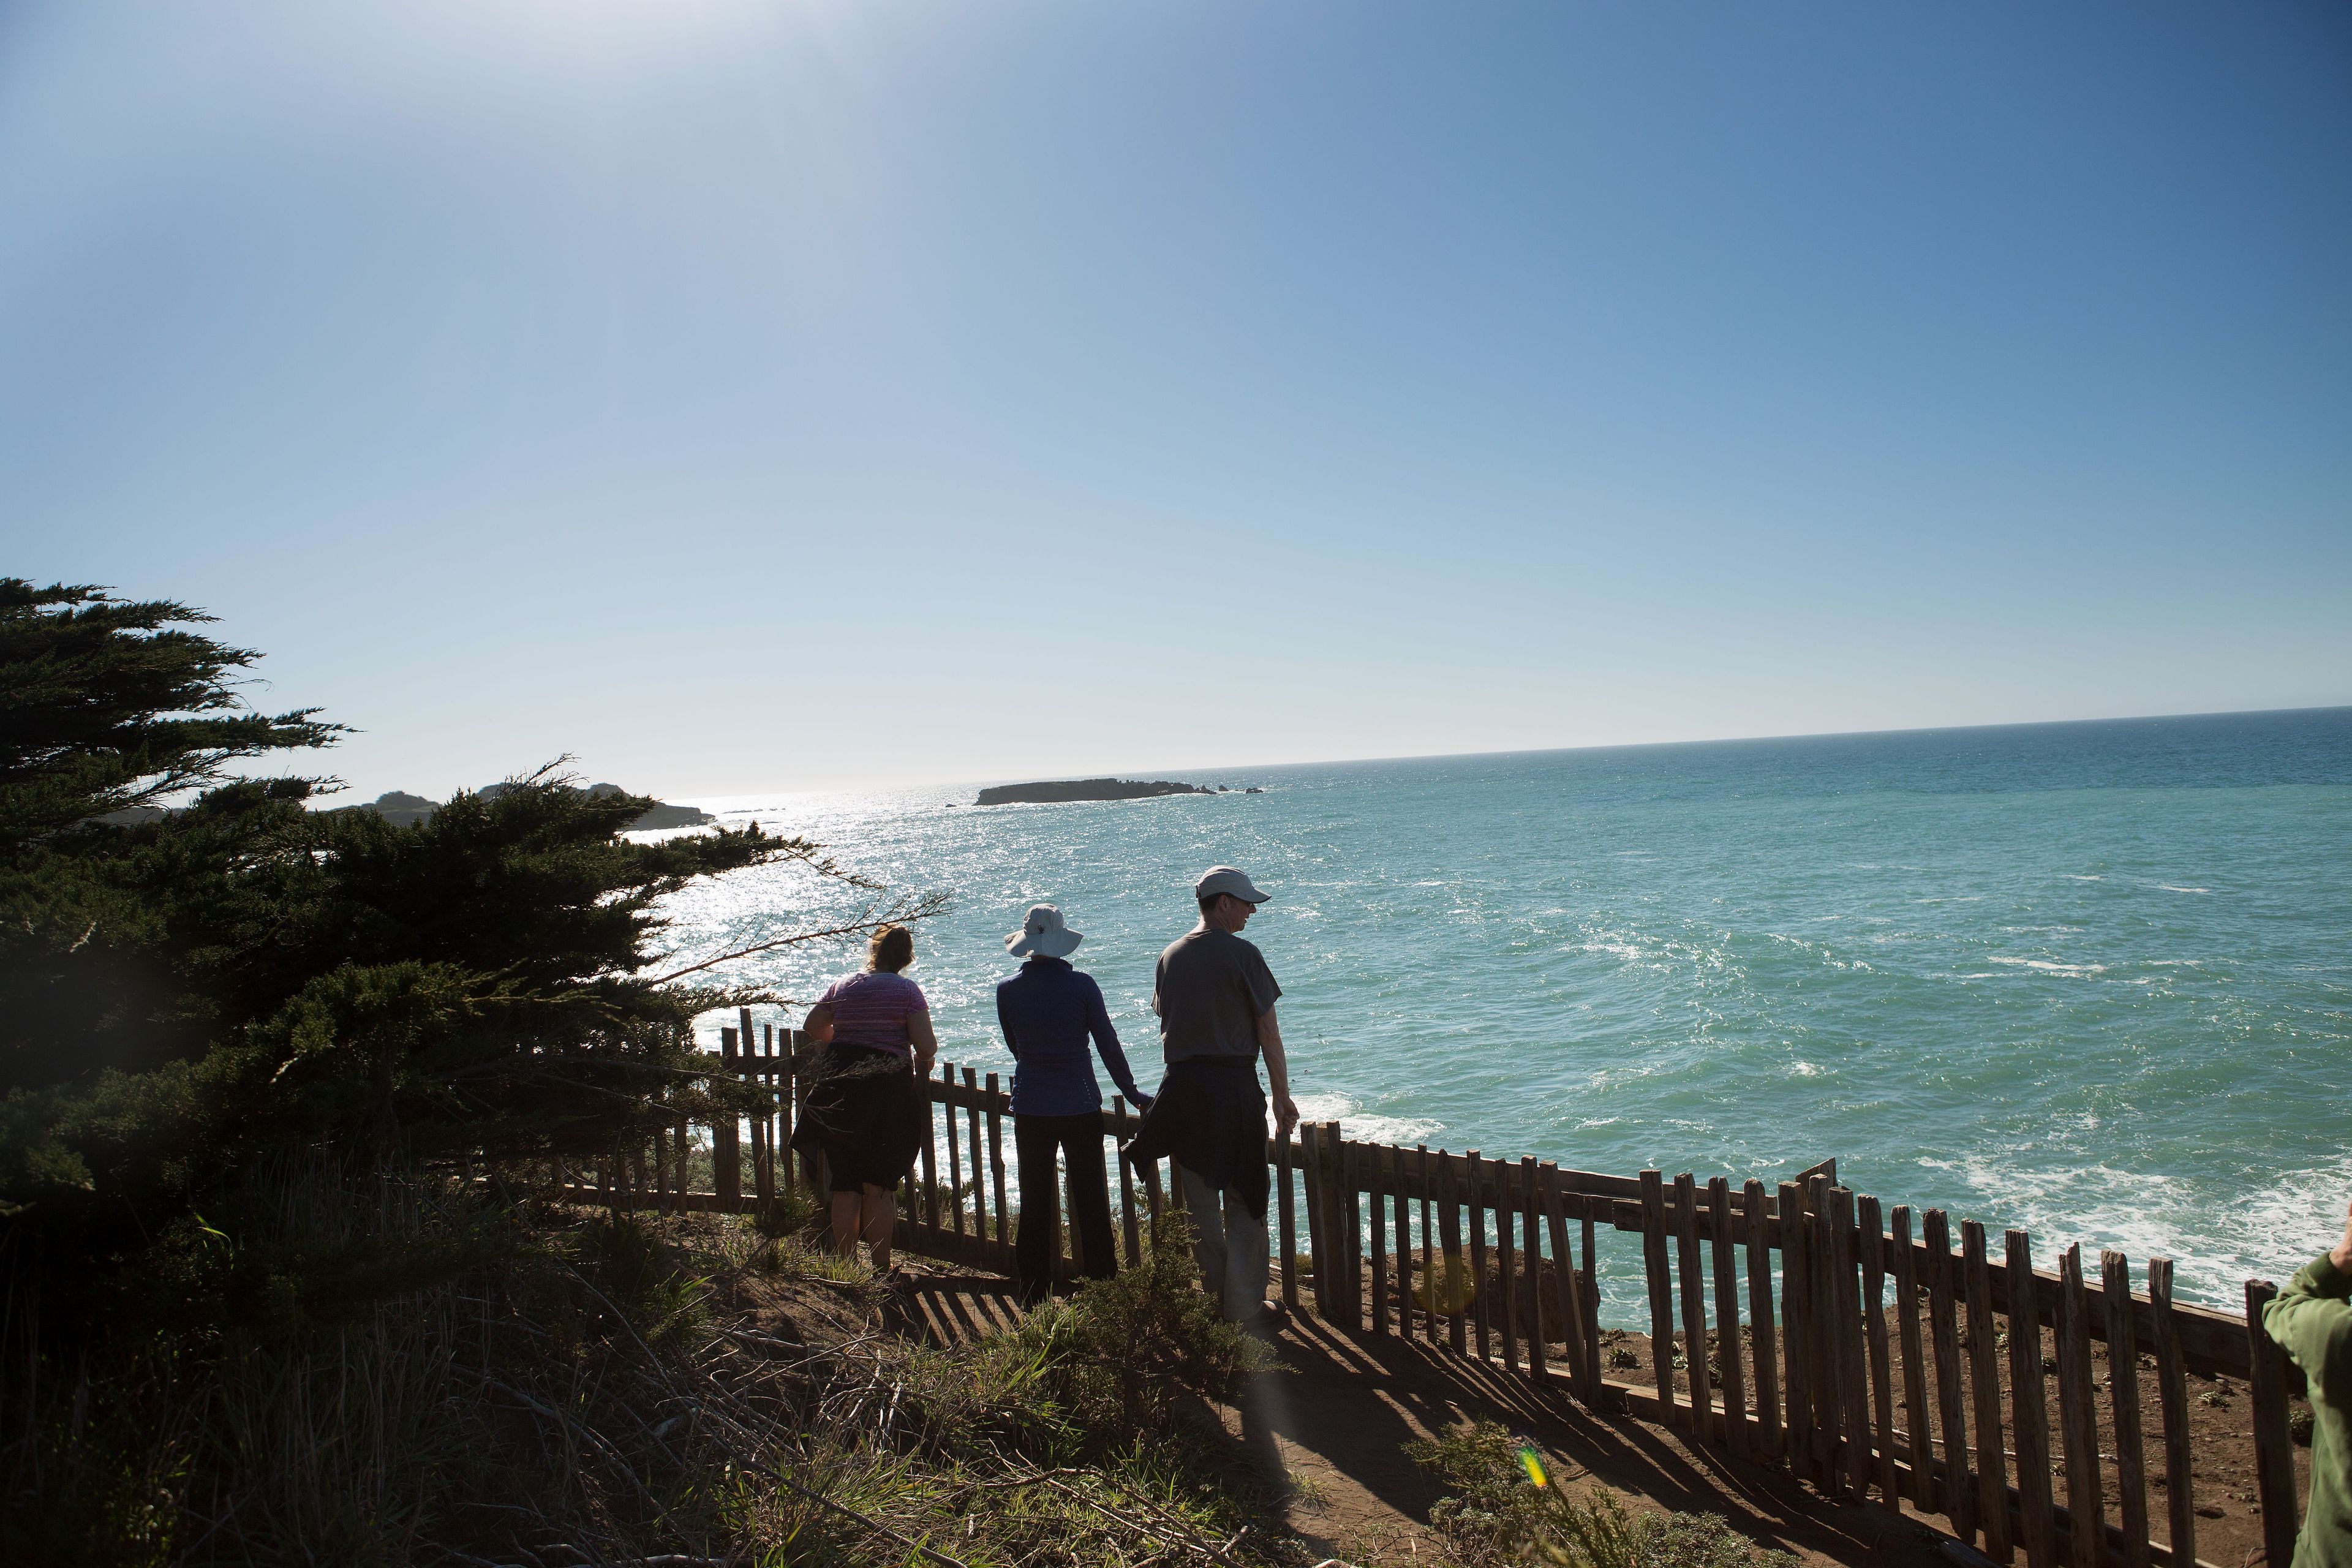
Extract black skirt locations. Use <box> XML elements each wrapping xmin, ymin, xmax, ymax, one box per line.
<box><xmin>789</xmin><ymin>1046</ymin><xmax>926</xmax><ymax>1193</ymax></box>
<box><xmin>1123</xmin><ymin>1057</ymin><xmax>1271</xmax><ymax>1220</ymax></box>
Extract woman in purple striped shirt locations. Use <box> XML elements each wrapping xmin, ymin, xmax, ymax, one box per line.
<box><xmin>790</xmin><ymin>924</ymin><xmax>939</xmax><ymax>1272</ymax></box>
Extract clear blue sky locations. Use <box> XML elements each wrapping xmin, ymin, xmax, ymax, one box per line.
<box><xmin>6</xmin><ymin>2</ymin><xmax>2348</xmax><ymax>801</ymax></box>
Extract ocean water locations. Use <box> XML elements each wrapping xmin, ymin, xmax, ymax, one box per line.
<box><xmin>654</xmin><ymin>709</ymin><xmax>2352</xmax><ymax>1317</ymax></box>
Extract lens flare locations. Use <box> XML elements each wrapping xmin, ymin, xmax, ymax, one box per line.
<box><xmin>1518</xmin><ymin>1445</ymin><xmax>1547</xmax><ymax>1488</ymax></box>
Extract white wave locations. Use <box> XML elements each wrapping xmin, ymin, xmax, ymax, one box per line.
<box><xmin>1289</xmin><ymin>1091</ymin><xmax>1351</xmax><ymax>1123</ymax></box>
<box><xmin>1790</xmin><ymin>1061</ymin><xmax>1825</xmax><ymax>1077</ymax></box>
<box><xmin>1986</xmin><ymin>956</ymin><xmax>2108</xmax><ymax>976</ymax></box>
<box><xmin>1292</xmin><ymin>1091</ymin><xmax>1442</xmax><ymax>1146</ymax></box>
<box><xmin>2060</xmin><ymin>874</ymin><xmax>2104</xmax><ymax>881</ymax></box>
<box><xmin>1913</xmin><ymin>1152</ymin><xmax>2352</xmax><ymax>1311</ymax></box>
<box><xmin>2155</xmin><ymin>884</ymin><xmax>2214</xmax><ymax>895</ymax></box>
<box><xmin>1344</xmin><ymin>1112</ymin><xmax>1446</xmax><ymax>1145</ymax></box>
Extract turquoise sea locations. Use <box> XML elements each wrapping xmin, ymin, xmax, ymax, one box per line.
<box><xmin>655</xmin><ymin>709</ymin><xmax>2352</xmax><ymax>1317</ymax></box>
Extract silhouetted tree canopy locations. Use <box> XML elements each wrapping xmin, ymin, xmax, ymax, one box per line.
<box><xmin>0</xmin><ymin>581</ymin><xmax>933</xmax><ymax>1309</ymax></box>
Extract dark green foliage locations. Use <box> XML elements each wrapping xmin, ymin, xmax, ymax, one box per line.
<box><xmin>0</xmin><ymin>579</ymin><xmax>341</xmax><ymax>848</ymax></box>
<box><xmin>0</xmin><ymin>579</ymin><xmax>339</xmax><ymax>1094</ymax></box>
<box><xmin>1407</xmin><ymin>1420</ymin><xmax>1798</xmax><ymax>1568</ymax></box>
<box><xmin>0</xmin><ymin>581</ymin><xmax>881</xmax><ymax>1311</ymax></box>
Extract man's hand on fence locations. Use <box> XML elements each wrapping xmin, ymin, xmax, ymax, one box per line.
<box><xmin>2331</xmin><ymin>1198</ymin><xmax>2352</xmax><ymax>1274</ymax></box>
<box><xmin>1273</xmin><ymin>1092</ymin><xmax>1300</xmax><ymax>1139</ymax></box>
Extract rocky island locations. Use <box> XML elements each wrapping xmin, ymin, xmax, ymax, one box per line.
<box><xmin>976</xmin><ymin>777</ymin><xmax>1220</xmax><ymax>806</ymax></box>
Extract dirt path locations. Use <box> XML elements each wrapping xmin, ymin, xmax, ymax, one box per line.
<box><xmin>1222</xmin><ymin>1311</ymin><xmax>1950</xmax><ymax>1567</ymax></box>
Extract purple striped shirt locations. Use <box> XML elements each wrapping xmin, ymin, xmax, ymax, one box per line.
<box><xmin>817</xmin><ymin>971</ymin><xmax>929</xmax><ymax>1057</ymax></box>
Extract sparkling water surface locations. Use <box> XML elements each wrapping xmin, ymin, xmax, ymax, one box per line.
<box><xmin>652</xmin><ymin>709</ymin><xmax>2352</xmax><ymax>1319</ymax></box>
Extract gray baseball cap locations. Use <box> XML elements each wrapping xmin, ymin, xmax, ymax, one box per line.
<box><xmin>1194</xmin><ymin>865</ymin><xmax>1270</xmax><ymax>904</ymax></box>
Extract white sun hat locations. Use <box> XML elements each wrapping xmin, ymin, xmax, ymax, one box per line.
<box><xmin>1005</xmin><ymin>903</ymin><xmax>1084</xmax><ymax>958</ymax></box>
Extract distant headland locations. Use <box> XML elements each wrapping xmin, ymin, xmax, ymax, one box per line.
<box><xmin>355</xmin><ymin>783</ymin><xmax>715</xmax><ymax>831</ymax></box>
<box><xmin>974</xmin><ymin>777</ymin><xmax>1263</xmax><ymax>806</ymax></box>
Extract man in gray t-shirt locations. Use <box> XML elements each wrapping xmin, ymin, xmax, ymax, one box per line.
<box><xmin>1154</xmin><ymin>923</ymin><xmax>1282</xmax><ymax>1064</ymax></box>
<box><xmin>1131</xmin><ymin>865</ymin><xmax>1300</xmax><ymax>1325</ymax></box>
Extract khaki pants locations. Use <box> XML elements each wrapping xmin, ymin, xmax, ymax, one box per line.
<box><xmin>1177</xmin><ymin>1164</ymin><xmax>1270</xmax><ymax>1322</ymax></box>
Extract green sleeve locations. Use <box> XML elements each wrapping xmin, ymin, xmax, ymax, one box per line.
<box><xmin>2264</xmin><ymin>1253</ymin><xmax>2352</xmax><ymax>1409</ymax></box>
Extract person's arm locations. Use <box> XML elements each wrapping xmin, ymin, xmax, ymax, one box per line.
<box><xmin>802</xmin><ymin>1002</ymin><xmax>835</xmax><ymax>1046</ymax></box>
<box><xmin>2264</xmin><ymin>1200</ymin><xmax>2352</xmax><ymax>1409</ymax></box>
<box><xmin>1083</xmin><ymin>978</ymin><xmax>1148</xmax><ymax>1109</ymax></box>
<box><xmin>905</xmin><ymin>1010</ymin><xmax>940</xmax><ymax>1075</ymax></box>
<box><xmin>995</xmin><ymin>987</ymin><xmax>1021</xmax><ymax>1061</ymax></box>
<box><xmin>1257</xmin><ymin>1006</ymin><xmax>1299</xmax><ymax>1137</ymax></box>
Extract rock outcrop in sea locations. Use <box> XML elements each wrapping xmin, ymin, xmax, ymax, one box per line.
<box><xmin>976</xmin><ymin>777</ymin><xmax>1217</xmax><ymax>806</ymax></box>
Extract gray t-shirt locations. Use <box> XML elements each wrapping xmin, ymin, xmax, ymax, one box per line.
<box><xmin>1153</xmin><ymin>925</ymin><xmax>1282</xmax><ymax>1064</ymax></box>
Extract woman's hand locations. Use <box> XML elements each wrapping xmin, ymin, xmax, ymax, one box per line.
<box><xmin>908</xmin><ymin>1011</ymin><xmax>940</xmax><ymax>1074</ymax></box>
<box><xmin>2331</xmin><ymin>1199</ymin><xmax>2352</xmax><ymax>1274</ymax></box>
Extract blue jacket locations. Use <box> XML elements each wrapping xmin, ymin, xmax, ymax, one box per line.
<box><xmin>994</xmin><ymin>957</ymin><xmax>1150</xmax><ymax>1118</ymax></box>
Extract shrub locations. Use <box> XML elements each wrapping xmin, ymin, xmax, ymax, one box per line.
<box><xmin>1407</xmin><ymin>1420</ymin><xmax>1798</xmax><ymax>1568</ymax></box>
<box><xmin>906</xmin><ymin>1216</ymin><xmax>1273</xmax><ymax>1463</ymax></box>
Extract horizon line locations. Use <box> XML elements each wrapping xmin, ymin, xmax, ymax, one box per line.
<box><xmin>678</xmin><ymin>700</ymin><xmax>2352</xmax><ymax>804</ymax></box>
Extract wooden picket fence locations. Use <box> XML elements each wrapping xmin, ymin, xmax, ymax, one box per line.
<box><xmin>592</xmin><ymin>1009</ymin><xmax>2307</xmax><ymax>1568</ymax></box>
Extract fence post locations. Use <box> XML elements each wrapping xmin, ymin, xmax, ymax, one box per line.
<box><xmin>716</xmin><ymin>1027</ymin><xmax>742</xmax><ymax>1208</ymax></box>
<box><xmin>1808</xmin><ymin>1175</ymin><xmax>1846</xmax><ymax>1486</ymax></box>
<box><xmin>1493</xmin><ymin>1157</ymin><xmax>1518</xmax><ymax>1371</ymax></box>
<box><xmin>1439</xmin><ymin>1152</ymin><xmax>1467</xmax><ymax>1354</ymax></box>
<box><xmin>1522</xmin><ymin>1157</ymin><xmax>1548</xmax><ymax>1385</ymax></box>
<box><xmin>1419</xmin><ymin>1145</ymin><xmax>1441</xmax><ymax>1349</ymax></box>
<box><xmin>752</xmin><ymin>1025</ymin><xmax>775</xmax><ymax>1208</ymax></box>
<box><xmin>2054</xmin><ymin>1245</ymin><xmax>2104</xmax><ymax>1568</ymax></box>
<box><xmin>1300</xmin><ymin>1125</ymin><xmax>1329</xmax><ymax>1319</ymax></box>
<box><xmin>1673</xmin><ymin>1172</ymin><xmax>1712</xmax><ymax>1446</ymax></box>
<box><xmin>2005</xmin><ymin>1229</ymin><xmax>2058</xmax><ymax>1568</ymax></box>
<box><xmin>1708</xmin><ymin>1176</ymin><xmax>1747</xmax><ymax>1461</ymax></box>
<box><xmin>1395</xmin><ymin>1147</ymin><xmax>1415</xmax><ymax>1340</ymax></box>
<box><xmin>2146</xmin><ymin>1259</ymin><xmax>2195</xmax><ymax>1567</ymax></box>
<box><xmin>1115</xmin><ymin>1096</ymin><xmax>1140</xmax><ymax>1266</ymax></box>
<box><xmin>2245</xmin><ymin>1278</ymin><xmax>2300</xmax><ymax>1568</ymax></box>
<box><xmin>1857</xmin><ymin>1194</ymin><xmax>1899</xmax><ymax>1507</ymax></box>
<box><xmin>941</xmin><ymin>1060</ymin><xmax>965</xmax><ymax>1238</ymax></box>
<box><xmin>1779</xmin><ymin>1179</ymin><xmax>1815</xmax><ymax>1481</ymax></box>
<box><xmin>1962</xmin><ymin>1220</ymin><xmax>2013</xmax><ymax>1563</ymax></box>
<box><xmin>1890</xmin><ymin>1205</ymin><xmax>1932</xmax><ymax>1512</ymax></box>
<box><xmin>1924</xmin><ymin>1208</ymin><xmax>1974</xmax><ymax>1541</ymax></box>
<box><xmin>965</xmin><ymin>1068</ymin><xmax>988</xmax><ymax>1250</ymax></box>
<box><xmin>1641</xmin><ymin>1170</ymin><xmax>1679</xmax><ymax>1427</ymax></box>
<box><xmin>917</xmin><ymin>1061</ymin><xmax>941</xmax><ymax>1238</ymax></box>
<box><xmin>1467</xmin><ymin>1152</ymin><xmax>1492</xmax><ymax>1363</ymax></box>
<box><xmin>2098</xmin><ymin>1251</ymin><xmax>2151</xmax><ymax>1568</ymax></box>
<box><xmin>1338</xmin><ymin>1130</ymin><xmax>1365</xmax><ymax>1333</ymax></box>
<box><xmin>1545</xmin><ymin>1164</ymin><xmax>1591</xmax><ymax>1398</ymax></box>
<box><xmin>1276</xmin><ymin>1126</ymin><xmax>1299</xmax><ymax>1313</ymax></box>
<box><xmin>1831</xmin><ymin>1188</ymin><xmax>1872</xmax><ymax>1500</ymax></box>
<box><xmin>984</xmin><ymin>1072</ymin><xmax>1010</xmax><ymax>1270</ymax></box>
<box><xmin>1743</xmin><ymin>1179</ymin><xmax>1782</xmax><ymax>1458</ymax></box>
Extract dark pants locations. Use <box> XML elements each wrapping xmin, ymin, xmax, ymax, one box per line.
<box><xmin>1014</xmin><ymin>1113</ymin><xmax>1117</xmax><ymax>1303</ymax></box>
